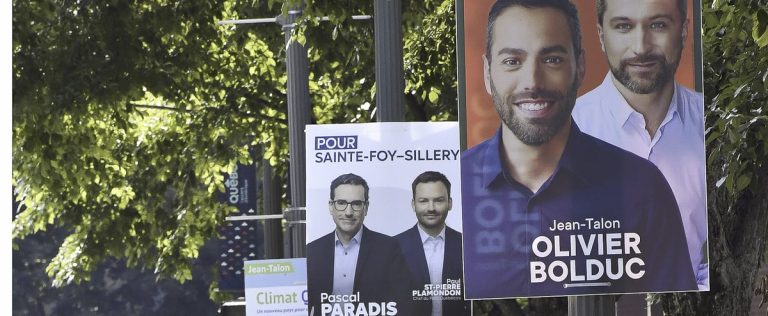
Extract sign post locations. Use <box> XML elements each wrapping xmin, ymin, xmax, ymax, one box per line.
<box><xmin>374</xmin><ymin>0</ymin><xmax>405</xmax><ymax>122</ymax></box>
<box><xmin>281</xmin><ymin>6</ymin><xmax>311</xmax><ymax>259</ymax></box>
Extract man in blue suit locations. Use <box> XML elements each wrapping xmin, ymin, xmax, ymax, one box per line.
<box><xmin>307</xmin><ymin>173</ymin><xmax>412</xmax><ymax>316</ymax></box>
<box><xmin>396</xmin><ymin>171</ymin><xmax>470</xmax><ymax>316</ymax></box>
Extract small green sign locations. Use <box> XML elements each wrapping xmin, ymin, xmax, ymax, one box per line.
<box><xmin>245</xmin><ymin>262</ymin><xmax>294</xmax><ymax>275</ymax></box>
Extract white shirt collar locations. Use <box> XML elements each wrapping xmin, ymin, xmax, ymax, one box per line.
<box><xmin>601</xmin><ymin>73</ymin><xmax>684</xmax><ymax>129</ymax></box>
<box><xmin>660</xmin><ymin>84</ymin><xmax>682</xmax><ymax>127</ymax></box>
<box><xmin>335</xmin><ymin>226</ymin><xmax>363</xmax><ymax>246</ymax></box>
<box><xmin>417</xmin><ymin>224</ymin><xmax>445</xmax><ymax>244</ymax></box>
<box><xmin>600</xmin><ymin>73</ymin><xmax>635</xmax><ymax>127</ymax></box>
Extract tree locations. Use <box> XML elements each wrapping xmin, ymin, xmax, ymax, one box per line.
<box><xmin>12</xmin><ymin>0</ymin><xmax>457</xmax><ymax>295</ymax></box>
<box><xmin>14</xmin><ymin>0</ymin><xmax>268</xmax><ymax>286</ymax></box>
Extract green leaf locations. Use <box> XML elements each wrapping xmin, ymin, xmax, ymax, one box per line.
<box><xmin>753</xmin><ymin>9</ymin><xmax>768</xmax><ymax>46</ymax></box>
<box><xmin>736</xmin><ymin>174</ymin><xmax>752</xmax><ymax>192</ymax></box>
<box><xmin>752</xmin><ymin>11</ymin><xmax>768</xmax><ymax>47</ymax></box>
<box><xmin>725</xmin><ymin>172</ymin><xmax>735</xmax><ymax>193</ymax></box>
<box><xmin>428</xmin><ymin>89</ymin><xmax>440</xmax><ymax>103</ymax></box>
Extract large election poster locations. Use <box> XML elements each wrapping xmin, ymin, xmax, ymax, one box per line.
<box><xmin>458</xmin><ymin>0</ymin><xmax>708</xmax><ymax>299</ymax></box>
<box><xmin>305</xmin><ymin>122</ymin><xmax>470</xmax><ymax>316</ymax></box>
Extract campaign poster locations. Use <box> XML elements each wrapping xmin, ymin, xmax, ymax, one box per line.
<box><xmin>305</xmin><ymin>122</ymin><xmax>470</xmax><ymax>316</ymax></box>
<box><xmin>458</xmin><ymin>0</ymin><xmax>708</xmax><ymax>299</ymax></box>
<box><xmin>244</xmin><ymin>259</ymin><xmax>308</xmax><ymax>316</ymax></box>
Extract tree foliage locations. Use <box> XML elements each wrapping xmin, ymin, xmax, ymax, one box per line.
<box><xmin>12</xmin><ymin>0</ymin><xmax>457</xmax><ymax>290</ymax></box>
<box><xmin>295</xmin><ymin>0</ymin><xmax>457</xmax><ymax>123</ymax></box>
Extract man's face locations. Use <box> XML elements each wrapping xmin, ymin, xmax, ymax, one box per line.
<box><xmin>329</xmin><ymin>184</ymin><xmax>367</xmax><ymax>236</ymax></box>
<box><xmin>599</xmin><ymin>0</ymin><xmax>687</xmax><ymax>94</ymax></box>
<box><xmin>484</xmin><ymin>6</ymin><xmax>584</xmax><ymax>146</ymax></box>
<box><xmin>412</xmin><ymin>181</ymin><xmax>452</xmax><ymax>231</ymax></box>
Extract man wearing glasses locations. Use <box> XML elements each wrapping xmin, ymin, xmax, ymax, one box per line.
<box><xmin>307</xmin><ymin>173</ymin><xmax>412</xmax><ymax>315</ymax></box>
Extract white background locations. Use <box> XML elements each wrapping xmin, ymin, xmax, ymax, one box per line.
<box><xmin>305</xmin><ymin>122</ymin><xmax>462</xmax><ymax>243</ymax></box>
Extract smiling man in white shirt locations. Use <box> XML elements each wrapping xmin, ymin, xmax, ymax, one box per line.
<box><xmin>572</xmin><ymin>0</ymin><xmax>708</xmax><ymax>290</ymax></box>
<box><xmin>396</xmin><ymin>171</ymin><xmax>469</xmax><ymax>316</ymax></box>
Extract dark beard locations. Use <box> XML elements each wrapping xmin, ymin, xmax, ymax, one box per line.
<box><xmin>490</xmin><ymin>81</ymin><xmax>578</xmax><ymax>146</ymax></box>
<box><xmin>610</xmin><ymin>52</ymin><xmax>680</xmax><ymax>94</ymax></box>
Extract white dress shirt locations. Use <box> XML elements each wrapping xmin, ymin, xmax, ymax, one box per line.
<box><xmin>333</xmin><ymin>228</ymin><xmax>363</xmax><ymax>295</ymax></box>
<box><xmin>573</xmin><ymin>73</ymin><xmax>708</xmax><ymax>290</ymax></box>
<box><xmin>419</xmin><ymin>225</ymin><xmax>445</xmax><ymax>316</ymax></box>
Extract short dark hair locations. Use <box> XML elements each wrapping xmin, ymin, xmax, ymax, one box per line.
<box><xmin>330</xmin><ymin>173</ymin><xmax>369</xmax><ymax>201</ymax></box>
<box><xmin>597</xmin><ymin>0</ymin><xmax>687</xmax><ymax>26</ymax></box>
<box><xmin>485</xmin><ymin>0</ymin><xmax>582</xmax><ymax>62</ymax></box>
<box><xmin>411</xmin><ymin>171</ymin><xmax>452</xmax><ymax>199</ymax></box>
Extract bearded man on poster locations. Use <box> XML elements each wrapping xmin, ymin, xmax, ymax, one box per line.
<box><xmin>396</xmin><ymin>171</ymin><xmax>470</xmax><ymax>316</ymax></box>
<box><xmin>572</xmin><ymin>0</ymin><xmax>708</xmax><ymax>290</ymax></box>
<box><xmin>460</xmin><ymin>0</ymin><xmax>696</xmax><ymax>298</ymax></box>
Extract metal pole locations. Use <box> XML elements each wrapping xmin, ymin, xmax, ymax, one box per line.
<box><xmin>284</xmin><ymin>207</ymin><xmax>307</xmax><ymax>258</ymax></box>
<box><xmin>261</xmin><ymin>159</ymin><xmax>283</xmax><ymax>259</ymax></box>
<box><xmin>283</xmin><ymin>8</ymin><xmax>310</xmax><ymax>210</ymax></box>
<box><xmin>281</xmin><ymin>6</ymin><xmax>310</xmax><ymax>258</ymax></box>
<box><xmin>374</xmin><ymin>0</ymin><xmax>405</xmax><ymax>122</ymax></box>
<box><xmin>568</xmin><ymin>295</ymin><xmax>616</xmax><ymax>316</ymax></box>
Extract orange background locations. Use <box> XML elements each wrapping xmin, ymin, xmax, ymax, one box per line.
<box><xmin>463</xmin><ymin>0</ymin><xmax>697</xmax><ymax>147</ymax></box>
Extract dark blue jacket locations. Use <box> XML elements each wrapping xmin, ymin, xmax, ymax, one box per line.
<box><xmin>396</xmin><ymin>225</ymin><xmax>471</xmax><ymax>316</ymax></box>
<box><xmin>307</xmin><ymin>226</ymin><xmax>412</xmax><ymax>315</ymax></box>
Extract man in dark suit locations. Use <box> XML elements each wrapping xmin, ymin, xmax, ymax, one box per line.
<box><xmin>395</xmin><ymin>171</ymin><xmax>470</xmax><ymax>316</ymax></box>
<box><xmin>307</xmin><ymin>173</ymin><xmax>412</xmax><ymax>316</ymax></box>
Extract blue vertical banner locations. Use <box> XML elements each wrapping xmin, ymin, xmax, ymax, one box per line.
<box><xmin>218</xmin><ymin>156</ymin><xmax>263</xmax><ymax>291</ymax></box>
<box><xmin>220</xmin><ymin>163</ymin><xmax>259</xmax><ymax>214</ymax></box>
